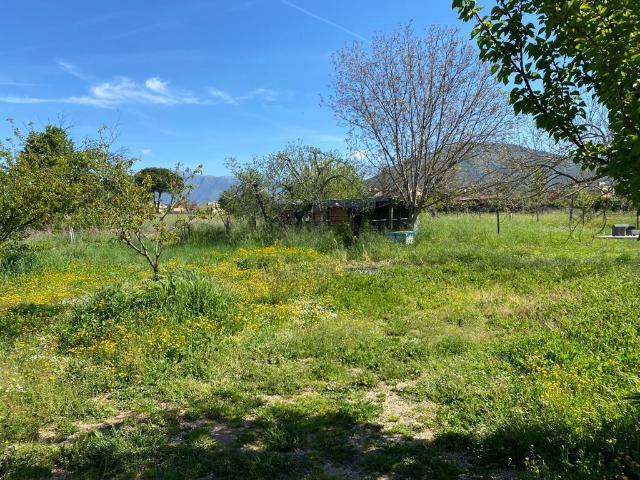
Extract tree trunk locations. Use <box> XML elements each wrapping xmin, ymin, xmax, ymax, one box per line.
<box><xmin>251</xmin><ymin>183</ymin><xmax>270</xmax><ymax>224</ymax></box>
<box><xmin>151</xmin><ymin>262</ymin><xmax>159</xmax><ymax>280</ymax></box>
<box><xmin>409</xmin><ymin>209</ymin><xmax>421</xmax><ymax>232</ymax></box>
<box><xmin>569</xmin><ymin>196</ymin><xmax>575</xmax><ymax>224</ymax></box>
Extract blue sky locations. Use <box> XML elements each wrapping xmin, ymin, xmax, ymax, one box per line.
<box><xmin>0</xmin><ymin>0</ymin><xmax>471</xmax><ymax>175</ymax></box>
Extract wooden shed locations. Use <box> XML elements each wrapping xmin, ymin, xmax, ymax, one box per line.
<box><xmin>310</xmin><ymin>197</ymin><xmax>412</xmax><ymax>231</ymax></box>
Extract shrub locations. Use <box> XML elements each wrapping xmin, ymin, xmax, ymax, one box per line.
<box><xmin>0</xmin><ymin>242</ymin><xmax>37</xmax><ymax>276</ymax></box>
<box><xmin>61</xmin><ymin>270</ymin><xmax>235</xmax><ymax>350</ymax></box>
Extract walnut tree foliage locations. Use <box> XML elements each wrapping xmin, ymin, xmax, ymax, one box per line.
<box><xmin>452</xmin><ymin>0</ymin><xmax>640</xmax><ymax>204</ymax></box>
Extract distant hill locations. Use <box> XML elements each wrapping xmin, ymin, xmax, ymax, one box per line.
<box><xmin>183</xmin><ymin>144</ymin><xmax>585</xmax><ymax>204</ymax></box>
<box><xmin>366</xmin><ymin>143</ymin><xmax>585</xmax><ymax>193</ymax></box>
<box><xmin>187</xmin><ymin>175</ymin><xmax>236</xmax><ymax>203</ymax></box>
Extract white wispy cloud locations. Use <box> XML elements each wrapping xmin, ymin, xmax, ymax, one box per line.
<box><xmin>140</xmin><ymin>148</ymin><xmax>153</xmax><ymax>156</ymax></box>
<box><xmin>56</xmin><ymin>59</ymin><xmax>93</xmax><ymax>82</ymax></box>
<box><xmin>349</xmin><ymin>150</ymin><xmax>369</xmax><ymax>161</ymax></box>
<box><xmin>86</xmin><ymin>77</ymin><xmax>203</xmax><ymax>106</ymax></box>
<box><xmin>246</xmin><ymin>88</ymin><xmax>280</xmax><ymax>102</ymax></box>
<box><xmin>0</xmin><ymin>61</ymin><xmax>282</xmax><ymax>108</ymax></box>
<box><xmin>0</xmin><ymin>81</ymin><xmax>281</xmax><ymax>108</ymax></box>
<box><xmin>145</xmin><ymin>77</ymin><xmax>170</xmax><ymax>94</ymax></box>
<box><xmin>0</xmin><ymin>76</ymin><xmax>203</xmax><ymax>108</ymax></box>
<box><xmin>209</xmin><ymin>88</ymin><xmax>237</xmax><ymax>105</ymax></box>
<box><xmin>0</xmin><ymin>96</ymin><xmax>53</xmax><ymax>104</ymax></box>
<box><xmin>208</xmin><ymin>87</ymin><xmax>280</xmax><ymax>105</ymax></box>
<box><xmin>280</xmin><ymin>0</ymin><xmax>369</xmax><ymax>43</ymax></box>
<box><xmin>0</xmin><ymin>80</ymin><xmax>41</xmax><ymax>87</ymax></box>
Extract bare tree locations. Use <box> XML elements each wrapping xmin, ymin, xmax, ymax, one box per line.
<box><xmin>499</xmin><ymin>111</ymin><xmax>615</xmax><ymax>233</ymax></box>
<box><xmin>509</xmin><ymin>106</ymin><xmax>610</xmax><ymax>191</ymax></box>
<box><xmin>326</xmin><ymin>24</ymin><xmax>512</xmax><ymax>227</ymax></box>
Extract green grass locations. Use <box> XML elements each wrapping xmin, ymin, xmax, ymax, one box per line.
<box><xmin>1</xmin><ymin>212</ymin><xmax>640</xmax><ymax>479</ymax></box>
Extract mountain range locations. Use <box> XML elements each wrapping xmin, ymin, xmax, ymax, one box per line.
<box><xmin>187</xmin><ymin>175</ymin><xmax>237</xmax><ymax>203</ymax></box>
<box><xmin>185</xmin><ymin>144</ymin><xmax>587</xmax><ymax>203</ymax></box>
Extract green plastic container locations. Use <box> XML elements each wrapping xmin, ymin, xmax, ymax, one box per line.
<box><xmin>387</xmin><ymin>231</ymin><xmax>416</xmax><ymax>245</ymax></box>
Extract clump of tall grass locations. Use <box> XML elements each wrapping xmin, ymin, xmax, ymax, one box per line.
<box><xmin>185</xmin><ymin>222</ymin><xmax>354</xmax><ymax>253</ymax></box>
<box><xmin>61</xmin><ymin>269</ymin><xmax>235</xmax><ymax>349</ymax></box>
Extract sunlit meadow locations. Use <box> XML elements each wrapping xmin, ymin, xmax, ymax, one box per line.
<box><xmin>1</xmin><ymin>213</ymin><xmax>639</xmax><ymax>479</ymax></box>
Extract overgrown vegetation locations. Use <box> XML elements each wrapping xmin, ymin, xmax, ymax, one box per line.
<box><xmin>221</xmin><ymin>143</ymin><xmax>365</xmax><ymax>228</ymax></box>
<box><xmin>1</xmin><ymin>213</ymin><xmax>639</xmax><ymax>479</ymax></box>
<box><xmin>3</xmin><ymin>4</ymin><xmax>639</xmax><ymax>478</ymax></box>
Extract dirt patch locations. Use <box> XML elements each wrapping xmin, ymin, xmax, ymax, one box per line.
<box><xmin>321</xmin><ymin>462</ymin><xmax>364</xmax><ymax>479</ymax></box>
<box><xmin>366</xmin><ymin>381</ymin><xmax>435</xmax><ymax>441</ymax></box>
<box><xmin>39</xmin><ymin>410</ymin><xmax>150</xmax><ymax>445</ymax></box>
<box><xmin>169</xmin><ymin>417</ymin><xmax>258</xmax><ymax>449</ymax></box>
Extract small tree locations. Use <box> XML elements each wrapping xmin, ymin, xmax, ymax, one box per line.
<box><xmin>134</xmin><ymin>167</ymin><xmax>185</xmax><ymax>213</ymax></box>
<box><xmin>259</xmin><ymin>144</ymin><xmax>365</xmax><ymax>225</ymax></box>
<box><xmin>111</xmin><ymin>165</ymin><xmax>201</xmax><ymax>278</ymax></box>
<box><xmin>224</xmin><ymin>158</ymin><xmax>274</xmax><ymax>226</ymax></box>
<box><xmin>0</xmin><ymin>141</ymin><xmax>56</xmax><ymax>243</ymax></box>
<box><xmin>222</xmin><ymin>145</ymin><xmax>365</xmax><ymax>227</ymax></box>
<box><xmin>211</xmin><ymin>196</ymin><xmax>234</xmax><ymax>234</ymax></box>
<box><xmin>528</xmin><ymin>167</ymin><xmax>550</xmax><ymax>222</ymax></box>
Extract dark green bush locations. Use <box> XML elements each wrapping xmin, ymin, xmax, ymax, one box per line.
<box><xmin>0</xmin><ymin>243</ymin><xmax>37</xmax><ymax>275</ymax></box>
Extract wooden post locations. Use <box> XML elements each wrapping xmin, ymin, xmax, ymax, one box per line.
<box><xmin>66</xmin><ymin>225</ymin><xmax>75</xmax><ymax>243</ymax></box>
<box><xmin>389</xmin><ymin>205</ymin><xmax>394</xmax><ymax>230</ymax></box>
<box><xmin>569</xmin><ymin>195</ymin><xmax>575</xmax><ymax>224</ymax></box>
<box><xmin>496</xmin><ymin>208</ymin><xmax>501</xmax><ymax>234</ymax></box>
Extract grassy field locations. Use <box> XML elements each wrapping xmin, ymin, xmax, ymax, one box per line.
<box><xmin>1</xmin><ymin>213</ymin><xmax>639</xmax><ymax>479</ymax></box>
